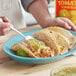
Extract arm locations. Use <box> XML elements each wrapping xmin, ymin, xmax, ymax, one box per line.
<box><xmin>21</xmin><ymin>0</ymin><xmax>51</xmax><ymax>27</ymax></box>
<box><xmin>21</xmin><ymin>0</ymin><xmax>76</xmax><ymax>31</ymax></box>
<box><xmin>28</xmin><ymin>0</ymin><xmax>51</xmax><ymax>28</ymax></box>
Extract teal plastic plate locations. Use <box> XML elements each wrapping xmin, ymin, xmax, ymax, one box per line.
<box><xmin>3</xmin><ymin>29</ymin><xmax>76</xmax><ymax>64</ymax></box>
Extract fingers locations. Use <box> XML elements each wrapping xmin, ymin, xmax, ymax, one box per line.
<box><xmin>54</xmin><ymin>18</ymin><xmax>71</xmax><ymax>29</ymax></box>
<box><xmin>0</xmin><ymin>22</ymin><xmax>11</xmax><ymax>28</ymax></box>
<box><xmin>0</xmin><ymin>16</ymin><xmax>11</xmax><ymax>36</ymax></box>
<box><xmin>0</xmin><ymin>22</ymin><xmax>11</xmax><ymax>36</ymax></box>
<box><xmin>55</xmin><ymin>17</ymin><xmax>76</xmax><ymax>32</ymax></box>
<box><xmin>60</xmin><ymin>17</ymin><xmax>76</xmax><ymax>31</ymax></box>
<box><xmin>0</xmin><ymin>16</ymin><xmax>12</xmax><ymax>36</ymax></box>
<box><xmin>0</xmin><ymin>16</ymin><xmax>10</xmax><ymax>23</ymax></box>
<box><xmin>0</xmin><ymin>28</ymin><xmax>10</xmax><ymax>36</ymax></box>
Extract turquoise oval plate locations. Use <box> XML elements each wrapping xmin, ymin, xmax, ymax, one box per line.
<box><xmin>3</xmin><ymin>29</ymin><xmax>76</xmax><ymax>64</ymax></box>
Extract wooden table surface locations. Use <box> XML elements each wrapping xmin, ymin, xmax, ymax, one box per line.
<box><xmin>0</xmin><ymin>25</ymin><xmax>76</xmax><ymax>76</ymax></box>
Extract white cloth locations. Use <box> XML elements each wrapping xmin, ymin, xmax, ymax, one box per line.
<box><xmin>0</xmin><ymin>0</ymin><xmax>26</xmax><ymax>29</ymax></box>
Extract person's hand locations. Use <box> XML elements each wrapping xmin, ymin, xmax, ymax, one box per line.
<box><xmin>0</xmin><ymin>16</ymin><xmax>12</xmax><ymax>36</ymax></box>
<box><xmin>28</xmin><ymin>0</ymin><xmax>76</xmax><ymax>32</ymax></box>
<box><xmin>48</xmin><ymin>17</ymin><xmax>76</xmax><ymax>32</ymax></box>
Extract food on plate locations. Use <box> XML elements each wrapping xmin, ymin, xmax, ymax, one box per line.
<box><xmin>53</xmin><ymin>66</ymin><xmax>76</xmax><ymax>76</ymax></box>
<box><xmin>46</xmin><ymin>26</ymin><xmax>75</xmax><ymax>48</ymax></box>
<box><xmin>12</xmin><ymin>39</ymin><xmax>54</xmax><ymax>58</ymax></box>
<box><xmin>33</xmin><ymin>29</ymin><xmax>68</xmax><ymax>56</ymax></box>
<box><xmin>11</xmin><ymin>26</ymin><xmax>75</xmax><ymax>58</ymax></box>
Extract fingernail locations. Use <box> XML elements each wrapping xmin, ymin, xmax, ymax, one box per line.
<box><xmin>0</xmin><ymin>18</ymin><xmax>3</xmax><ymax>22</ymax></box>
<box><xmin>67</xmin><ymin>26</ymin><xmax>71</xmax><ymax>29</ymax></box>
<box><xmin>66</xmin><ymin>23</ymin><xmax>71</xmax><ymax>29</ymax></box>
<box><xmin>68</xmin><ymin>27</ymin><xmax>71</xmax><ymax>29</ymax></box>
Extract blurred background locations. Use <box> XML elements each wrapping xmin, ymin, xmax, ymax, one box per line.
<box><xmin>23</xmin><ymin>0</ymin><xmax>55</xmax><ymax>26</ymax></box>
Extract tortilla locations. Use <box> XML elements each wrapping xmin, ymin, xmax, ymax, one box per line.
<box><xmin>33</xmin><ymin>29</ymin><xmax>69</xmax><ymax>55</ymax></box>
<box><xmin>47</xmin><ymin>26</ymin><xmax>75</xmax><ymax>48</ymax></box>
<box><xmin>12</xmin><ymin>43</ymin><xmax>38</xmax><ymax>58</ymax></box>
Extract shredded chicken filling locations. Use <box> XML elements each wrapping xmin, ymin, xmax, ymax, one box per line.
<box><xmin>26</xmin><ymin>39</ymin><xmax>54</xmax><ymax>57</ymax></box>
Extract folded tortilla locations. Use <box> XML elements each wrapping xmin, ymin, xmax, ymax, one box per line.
<box><xmin>33</xmin><ymin>29</ymin><xmax>69</xmax><ymax>55</ymax></box>
<box><xmin>12</xmin><ymin>40</ymin><xmax>54</xmax><ymax>58</ymax></box>
<box><xmin>33</xmin><ymin>26</ymin><xmax>75</xmax><ymax>55</ymax></box>
<box><xmin>46</xmin><ymin>26</ymin><xmax>75</xmax><ymax>48</ymax></box>
<box><xmin>12</xmin><ymin>42</ymin><xmax>37</xmax><ymax>58</ymax></box>
<box><xmin>12</xmin><ymin>26</ymin><xmax>75</xmax><ymax>58</ymax></box>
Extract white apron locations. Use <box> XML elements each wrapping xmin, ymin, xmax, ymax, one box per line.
<box><xmin>0</xmin><ymin>0</ymin><xmax>26</xmax><ymax>29</ymax></box>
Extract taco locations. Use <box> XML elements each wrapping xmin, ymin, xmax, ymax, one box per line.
<box><xmin>12</xmin><ymin>39</ymin><xmax>54</xmax><ymax>58</ymax></box>
<box><xmin>33</xmin><ymin>29</ymin><xmax>69</xmax><ymax>55</ymax></box>
<box><xmin>47</xmin><ymin>26</ymin><xmax>75</xmax><ymax>48</ymax></box>
<box><xmin>11</xmin><ymin>26</ymin><xmax>75</xmax><ymax>58</ymax></box>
